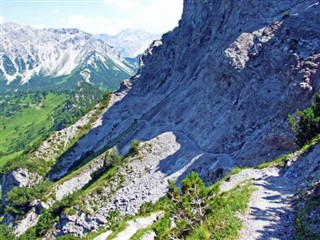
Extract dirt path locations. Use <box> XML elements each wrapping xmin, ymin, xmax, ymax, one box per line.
<box><xmin>220</xmin><ymin>168</ymin><xmax>295</xmax><ymax>240</ymax></box>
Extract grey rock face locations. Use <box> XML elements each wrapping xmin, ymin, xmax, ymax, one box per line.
<box><xmin>51</xmin><ymin>0</ymin><xmax>320</xmax><ymax>179</ymax></box>
<box><xmin>1</xmin><ymin>169</ymin><xmax>43</xmax><ymax>235</ymax></box>
<box><xmin>40</xmin><ymin>1</ymin><xmax>320</xmax><ymax>232</ymax></box>
<box><xmin>14</xmin><ymin>209</ymin><xmax>40</xmax><ymax>236</ymax></box>
<box><xmin>56</xmin><ymin>210</ymin><xmax>108</xmax><ymax>237</ymax></box>
<box><xmin>53</xmin><ymin>156</ymin><xmax>104</xmax><ymax>201</ymax></box>
<box><xmin>285</xmin><ymin>143</ymin><xmax>320</xmax><ymax>190</ymax></box>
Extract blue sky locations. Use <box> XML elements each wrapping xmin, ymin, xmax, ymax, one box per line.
<box><xmin>1</xmin><ymin>0</ymin><xmax>183</xmax><ymax>35</ymax></box>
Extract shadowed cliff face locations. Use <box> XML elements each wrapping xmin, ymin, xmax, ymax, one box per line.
<box><xmin>47</xmin><ymin>0</ymin><xmax>320</xmax><ymax>181</ymax></box>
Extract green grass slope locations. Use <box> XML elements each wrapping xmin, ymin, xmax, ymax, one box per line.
<box><xmin>0</xmin><ymin>83</ymin><xmax>106</xmax><ymax>171</ymax></box>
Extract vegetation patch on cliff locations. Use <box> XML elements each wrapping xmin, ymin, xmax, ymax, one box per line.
<box><xmin>115</xmin><ymin>172</ymin><xmax>254</xmax><ymax>240</ymax></box>
<box><xmin>289</xmin><ymin>92</ymin><xmax>320</xmax><ymax>146</ymax></box>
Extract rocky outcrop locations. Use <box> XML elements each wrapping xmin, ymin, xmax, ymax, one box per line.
<box><xmin>54</xmin><ymin>132</ymin><xmax>181</xmax><ymax>236</ymax></box>
<box><xmin>1</xmin><ymin>168</ymin><xmax>42</xmax><ymax>205</ymax></box>
<box><xmin>1</xmin><ymin>169</ymin><xmax>43</xmax><ymax>235</ymax></box>
<box><xmin>285</xmin><ymin>143</ymin><xmax>320</xmax><ymax>190</ymax></box>
<box><xmin>56</xmin><ymin>210</ymin><xmax>107</xmax><ymax>237</ymax></box>
<box><xmin>52</xmin><ymin>131</ymin><xmax>234</xmax><ymax>236</ymax></box>
<box><xmin>13</xmin><ymin>209</ymin><xmax>40</xmax><ymax>236</ymax></box>
<box><xmin>53</xmin><ymin>156</ymin><xmax>105</xmax><ymax>201</ymax></box>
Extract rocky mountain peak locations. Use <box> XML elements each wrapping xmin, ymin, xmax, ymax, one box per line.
<box><xmin>95</xmin><ymin>29</ymin><xmax>161</xmax><ymax>58</ymax></box>
<box><xmin>0</xmin><ymin>23</ymin><xmax>136</xmax><ymax>91</ymax></box>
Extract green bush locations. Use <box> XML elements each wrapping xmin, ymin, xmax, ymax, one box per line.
<box><xmin>56</xmin><ymin>234</ymin><xmax>80</xmax><ymax>240</ymax></box>
<box><xmin>18</xmin><ymin>227</ymin><xmax>37</xmax><ymax>240</ymax></box>
<box><xmin>63</xmin><ymin>207</ymin><xmax>77</xmax><ymax>216</ymax></box>
<box><xmin>0</xmin><ymin>200</ymin><xmax>5</xmax><ymax>216</ymax></box>
<box><xmin>167</xmin><ymin>172</ymin><xmax>219</xmax><ymax>237</ymax></box>
<box><xmin>129</xmin><ymin>140</ymin><xmax>140</xmax><ymax>156</ymax></box>
<box><xmin>106</xmin><ymin>209</ymin><xmax>122</xmax><ymax>230</ymax></box>
<box><xmin>0</xmin><ymin>224</ymin><xmax>15</xmax><ymax>240</ymax></box>
<box><xmin>138</xmin><ymin>201</ymin><xmax>156</xmax><ymax>215</ymax></box>
<box><xmin>282</xmin><ymin>11</ymin><xmax>290</xmax><ymax>18</ymax></box>
<box><xmin>142</xmin><ymin>172</ymin><xmax>253</xmax><ymax>239</ymax></box>
<box><xmin>5</xmin><ymin>205</ymin><xmax>23</xmax><ymax>215</ymax></box>
<box><xmin>289</xmin><ymin>92</ymin><xmax>320</xmax><ymax>146</ymax></box>
<box><xmin>35</xmin><ymin>209</ymin><xmax>56</xmax><ymax>237</ymax></box>
<box><xmin>51</xmin><ymin>192</ymin><xmax>79</xmax><ymax>217</ymax></box>
<box><xmin>152</xmin><ymin>214</ymin><xmax>172</xmax><ymax>239</ymax></box>
<box><xmin>6</xmin><ymin>181</ymin><xmax>52</xmax><ymax>207</ymax></box>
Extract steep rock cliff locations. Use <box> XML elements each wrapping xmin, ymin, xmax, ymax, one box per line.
<box><xmin>49</xmin><ymin>0</ymin><xmax>320</xmax><ymax>180</ymax></box>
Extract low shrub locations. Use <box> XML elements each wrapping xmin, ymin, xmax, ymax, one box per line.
<box><xmin>289</xmin><ymin>92</ymin><xmax>320</xmax><ymax>146</ymax></box>
<box><xmin>0</xmin><ymin>224</ymin><xmax>15</xmax><ymax>240</ymax></box>
<box><xmin>136</xmin><ymin>172</ymin><xmax>253</xmax><ymax>239</ymax></box>
<box><xmin>57</xmin><ymin>234</ymin><xmax>80</xmax><ymax>240</ymax></box>
<box><xmin>6</xmin><ymin>181</ymin><xmax>52</xmax><ymax>208</ymax></box>
<box><xmin>35</xmin><ymin>209</ymin><xmax>56</xmax><ymax>237</ymax></box>
<box><xmin>129</xmin><ymin>139</ymin><xmax>140</xmax><ymax>156</ymax></box>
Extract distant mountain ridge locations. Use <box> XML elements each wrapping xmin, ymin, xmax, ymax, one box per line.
<box><xmin>0</xmin><ymin>22</ymin><xmax>136</xmax><ymax>92</ymax></box>
<box><xmin>95</xmin><ymin>29</ymin><xmax>161</xmax><ymax>58</ymax></box>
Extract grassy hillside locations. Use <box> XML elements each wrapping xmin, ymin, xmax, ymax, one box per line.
<box><xmin>0</xmin><ymin>92</ymin><xmax>68</xmax><ymax>158</ymax></box>
<box><xmin>0</xmin><ymin>82</ymin><xmax>105</xmax><ymax>171</ymax></box>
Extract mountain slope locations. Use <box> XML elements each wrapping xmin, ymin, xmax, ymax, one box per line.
<box><xmin>50</xmin><ymin>0</ymin><xmax>320</xmax><ymax>178</ymax></box>
<box><xmin>0</xmin><ymin>23</ymin><xmax>135</xmax><ymax>92</ymax></box>
<box><xmin>1</xmin><ymin>0</ymin><xmax>320</xmax><ymax>238</ymax></box>
<box><xmin>0</xmin><ymin>82</ymin><xmax>106</xmax><ymax>169</ymax></box>
<box><xmin>95</xmin><ymin>29</ymin><xmax>161</xmax><ymax>58</ymax></box>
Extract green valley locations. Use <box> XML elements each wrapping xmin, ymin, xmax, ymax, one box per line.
<box><xmin>0</xmin><ymin>82</ymin><xmax>106</xmax><ymax>171</ymax></box>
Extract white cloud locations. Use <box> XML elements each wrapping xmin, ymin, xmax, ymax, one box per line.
<box><xmin>0</xmin><ymin>16</ymin><xmax>4</xmax><ymax>24</ymax></box>
<box><xmin>67</xmin><ymin>15</ymin><xmax>95</xmax><ymax>27</ymax></box>
<box><xmin>58</xmin><ymin>0</ymin><xmax>183</xmax><ymax>35</ymax></box>
<box><xmin>104</xmin><ymin>0</ymin><xmax>141</xmax><ymax>11</ymax></box>
<box><xmin>135</xmin><ymin>0</ymin><xmax>183</xmax><ymax>30</ymax></box>
<box><xmin>59</xmin><ymin>15</ymin><xmax>119</xmax><ymax>34</ymax></box>
<box><xmin>32</xmin><ymin>24</ymin><xmax>45</xmax><ymax>29</ymax></box>
<box><xmin>102</xmin><ymin>0</ymin><xmax>183</xmax><ymax>34</ymax></box>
